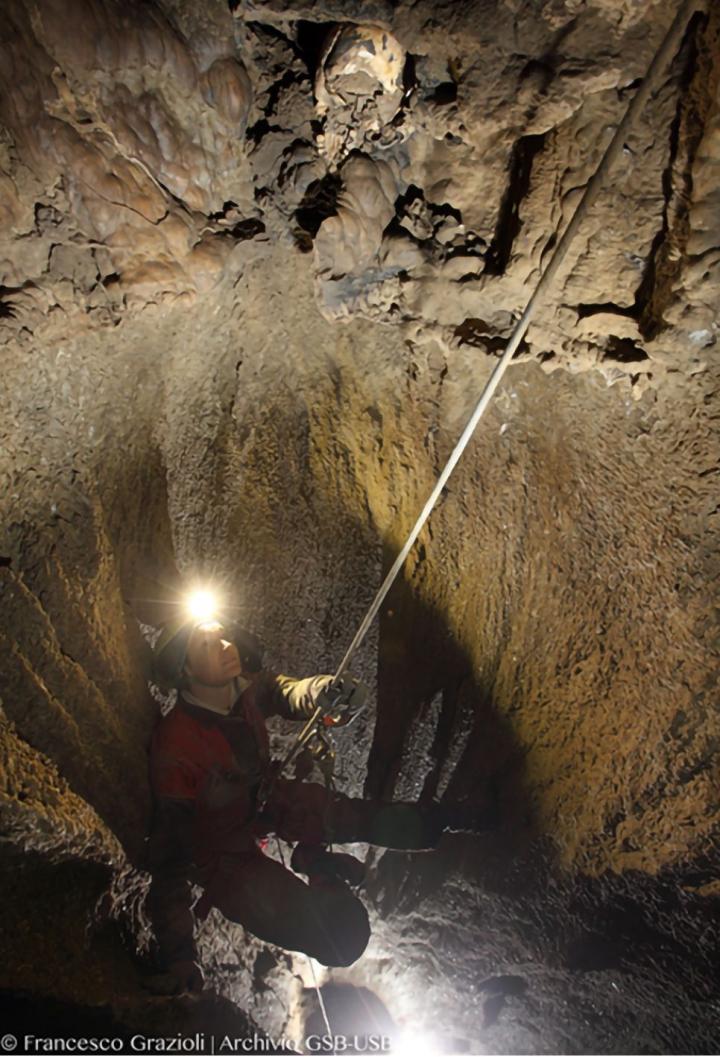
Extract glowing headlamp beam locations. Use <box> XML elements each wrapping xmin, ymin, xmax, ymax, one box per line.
<box><xmin>185</xmin><ymin>589</ymin><xmax>219</xmax><ymax>623</ymax></box>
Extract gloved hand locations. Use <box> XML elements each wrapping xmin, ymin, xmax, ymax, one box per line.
<box><xmin>315</xmin><ymin>675</ymin><xmax>368</xmax><ymax>725</ymax></box>
<box><xmin>277</xmin><ymin>673</ymin><xmax>369</xmax><ymax>724</ymax></box>
<box><xmin>143</xmin><ymin>959</ymin><xmax>205</xmax><ymax>996</ymax></box>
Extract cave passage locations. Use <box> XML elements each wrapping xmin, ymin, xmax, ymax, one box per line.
<box><xmin>1</xmin><ymin>0</ymin><xmax>719</xmax><ymax>1054</ymax></box>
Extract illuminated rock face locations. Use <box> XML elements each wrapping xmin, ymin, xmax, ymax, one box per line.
<box><xmin>1</xmin><ymin>0</ymin><xmax>719</xmax><ymax>1050</ymax></box>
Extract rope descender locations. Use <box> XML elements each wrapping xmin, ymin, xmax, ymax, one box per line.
<box><xmin>257</xmin><ymin>678</ymin><xmax>367</xmax><ymax>808</ymax></box>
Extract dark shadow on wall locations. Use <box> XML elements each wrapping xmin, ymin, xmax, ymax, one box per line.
<box><xmin>0</xmin><ymin>846</ymin><xmax>283</xmax><ymax>1048</ymax></box>
<box><xmin>366</xmin><ymin>557</ymin><xmax>533</xmax><ymax>856</ymax></box>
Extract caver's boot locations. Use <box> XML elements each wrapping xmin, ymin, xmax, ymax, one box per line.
<box><xmin>290</xmin><ymin>842</ymin><xmax>366</xmax><ymax>888</ymax></box>
<box><xmin>361</xmin><ymin>795</ymin><xmax>499</xmax><ymax>851</ymax></box>
<box><xmin>425</xmin><ymin>792</ymin><xmax>501</xmax><ymax>841</ymax></box>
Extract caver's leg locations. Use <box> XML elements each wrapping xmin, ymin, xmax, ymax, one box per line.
<box><xmin>290</xmin><ymin>840</ymin><xmax>366</xmax><ymax>888</ymax></box>
<box><xmin>266</xmin><ymin>779</ymin><xmax>447</xmax><ymax>849</ymax></box>
<box><xmin>200</xmin><ymin>847</ymin><xmax>370</xmax><ymax>967</ymax></box>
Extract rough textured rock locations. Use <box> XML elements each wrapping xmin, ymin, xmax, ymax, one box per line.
<box><xmin>0</xmin><ymin>0</ymin><xmax>255</xmax><ymax>341</ymax></box>
<box><xmin>1</xmin><ymin>0</ymin><xmax>719</xmax><ymax>1052</ymax></box>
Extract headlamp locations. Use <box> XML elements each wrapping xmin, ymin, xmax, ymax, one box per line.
<box><xmin>185</xmin><ymin>588</ymin><xmax>219</xmax><ymax>623</ymax></box>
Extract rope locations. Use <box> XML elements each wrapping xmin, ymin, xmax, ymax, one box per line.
<box><xmin>307</xmin><ymin>957</ymin><xmax>333</xmax><ymax>1041</ymax></box>
<box><xmin>332</xmin><ymin>0</ymin><xmax>703</xmax><ymax>685</ymax></box>
<box><xmin>274</xmin><ymin>837</ymin><xmax>334</xmax><ymax>1042</ymax></box>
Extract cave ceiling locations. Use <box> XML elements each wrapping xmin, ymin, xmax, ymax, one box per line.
<box><xmin>0</xmin><ymin>0</ymin><xmax>716</xmax><ymax>385</ymax></box>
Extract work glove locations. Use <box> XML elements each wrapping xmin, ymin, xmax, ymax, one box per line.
<box><xmin>314</xmin><ymin>675</ymin><xmax>368</xmax><ymax>726</ymax></box>
<box><xmin>281</xmin><ymin>674</ymin><xmax>368</xmax><ymax>720</ymax></box>
<box><xmin>143</xmin><ymin>959</ymin><xmax>205</xmax><ymax>996</ymax></box>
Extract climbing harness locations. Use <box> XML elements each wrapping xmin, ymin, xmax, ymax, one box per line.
<box><xmin>257</xmin><ymin>678</ymin><xmax>364</xmax><ymax>812</ymax></box>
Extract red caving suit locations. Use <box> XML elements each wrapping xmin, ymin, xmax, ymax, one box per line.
<box><xmin>146</xmin><ymin>671</ymin><xmax>441</xmax><ymax>968</ymax></box>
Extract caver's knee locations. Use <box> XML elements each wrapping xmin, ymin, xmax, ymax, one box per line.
<box><xmin>308</xmin><ymin>891</ymin><xmax>371</xmax><ymax>967</ymax></box>
<box><xmin>203</xmin><ymin>852</ymin><xmax>371</xmax><ymax>968</ymax></box>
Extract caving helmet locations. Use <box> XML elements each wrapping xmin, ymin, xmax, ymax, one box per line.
<box><xmin>151</xmin><ymin>616</ymin><xmax>264</xmax><ymax>690</ymax></box>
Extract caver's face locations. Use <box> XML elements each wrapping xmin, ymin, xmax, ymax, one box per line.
<box><xmin>184</xmin><ymin>622</ymin><xmax>242</xmax><ymax>687</ymax></box>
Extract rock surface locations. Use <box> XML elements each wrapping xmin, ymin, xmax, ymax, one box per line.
<box><xmin>1</xmin><ymin>0</ymin><xmax>719</xmax><ymax>1052</ymax></box>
